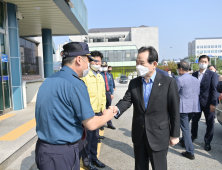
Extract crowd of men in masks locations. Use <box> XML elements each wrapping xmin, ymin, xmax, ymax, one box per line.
<box><xmin>175</xmin><ymin>55</ymin><xmax>219</xmax><ymax>160</ymax></box>
<box><xmin>77</xmin><ymin>51</ymin><xmax>117</xmax><ymax>170</ymax></box>
<box><xmin>34</xmin><ymin>41</ymin><xmax>221</xmax><ymax>170</ymax></box>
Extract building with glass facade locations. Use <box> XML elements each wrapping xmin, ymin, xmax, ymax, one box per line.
<box><xmin>69</xmin><ymin>26</ymin><xmax>159</xmax><ymax>78</ymax></box>
<box><xmin>0</xmin><ymin>0</ymin><xmax>88</xmax><ymax>114</ymax></box>
<box><xmin>188</xmin><ymin>38</ymin><xmax>222</xmax><ymax>60</ymax></box>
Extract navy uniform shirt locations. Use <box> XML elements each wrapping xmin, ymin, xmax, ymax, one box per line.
<box><xmin>35</xmin><ymin>66</ymin><xmax>95</xmax><ymax>144</ymax></box>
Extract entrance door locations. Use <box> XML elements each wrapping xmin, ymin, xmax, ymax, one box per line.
<box><xmin>0</xmin><ymin>33</ymin><xmax>11</xmax><ymax>114</ymax></box>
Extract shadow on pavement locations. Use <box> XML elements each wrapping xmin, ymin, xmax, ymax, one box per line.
<box><xmin>21</xmin><ymin>150</ymin><xmax>35</xmax><ymax>170</ymax></box>
<box><xmin>101</xmin><ymin>137</ymin><xmax>134</xmax><ymax>159</ymax></box>
<box><xmin>118</xmin><ymin>128</ymin><xmax>132</xmax><ymax>138</ymax></box>
<box><xmin>170</xmin><ymin>139</ymin><xmax>222</xmax><ymax>165</ymax></box>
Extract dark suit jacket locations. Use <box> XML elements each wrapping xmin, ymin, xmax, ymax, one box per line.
<box><xmin>217</xmin><ymin>81</ymin><xmax>222</xmax><ymax>93</ymax></box>
<box><xmin>108</xmin><ymin>72</ymin><xmax>116</xmax><ymax>89</ymax></box>
<box><xmin>192</xmin><ymin>69</ymin><xmax>219</xmax><ymax>107</ymax></box>
<box><xmin>156</xmin><ymin>68</ymin><xmax>169</xmax><ymax>76</ymax></box>
<box><xmin>115</xmin><ymin>72</ymin><xmax>180</xmax><ymax>151</ymax></box>
<box><xmin>170</xmin><ymin>73</ymin><xmax>175</xmax><ymax>78</ymax></box>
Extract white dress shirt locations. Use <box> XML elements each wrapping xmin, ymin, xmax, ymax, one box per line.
<box><xmin>198</xmin><ymin>69</ymin><xmax>206</xmax><ymax>82</ymax></box>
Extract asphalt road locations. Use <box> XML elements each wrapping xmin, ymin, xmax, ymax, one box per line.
<box><xmin>98</xmin><ymin>81</ymin><xmax>222</xmax><ymax>170</ymax></box>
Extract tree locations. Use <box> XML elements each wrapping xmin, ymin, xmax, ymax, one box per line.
<box><xmin>192</xmin><ymin>63</ymin><xmax>199</xmax><ymax>71</ymax></box>
<box><xmin>188</xmin><ymin>55</ymin><xmax>196</xmax><ymax>63</ymax></box>
<box><xmin>157</xmin><ymin>61</ymin><xmax>177</xmax><ymax>75</ymax></box>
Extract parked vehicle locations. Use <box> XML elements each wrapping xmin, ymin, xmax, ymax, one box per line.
<box><xmin>119</xmin><ymin>75</ymin><xmax>128</xmax><ymax>84</ymax></box>
<box><xmin>216</xmin><ymin>99</ymin><xmax>222</xmax><ymax>125</ymax></box>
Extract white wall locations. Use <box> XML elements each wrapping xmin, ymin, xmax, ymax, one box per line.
<box><xmin>26</xmin><ymin>81</ymin><xmax>44</xmax><ymax>103</ymax></box>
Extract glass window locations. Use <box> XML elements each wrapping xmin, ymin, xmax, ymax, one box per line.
<box><xmin>125</xmin><ymin>50</ymin><xmax>131</xmax><ymax>61</ymax></box>
<box><xmin>117</xmin><ymin>51</ymin><xmax>121</xmax><ymax>62</ymax></box>
<box><xmin>215</xmin><ymin>50</ymin><xmax>217</xmax><ymax>53</ymax></box>
<box><xmin>20</xmin><ymin>38</ymin><xmax>39</xmax><ymax>75</ymax></box>
<box><xmin>211</xmin><ymin>50</ymin><xmax>214</xmax><ymax>53</ymax></box>
<box><xmin>200</xmin><ymin>50</ymin><xmax>203</xmax><ymax>53</ymax></box>
<box><xmin>197</xmin><ymin>46</ymin><xmax>199</xmax><ymax>49</ymax></box>
<box><xmin>200</xmin><ymin>46</ymin><xmax>203</xmax><ymax>48</ymax></box>
<box><xmin>107</xmin><ymin>50</ymin><xmax>114</xmax><ymax>62</ymax></box>
<box><xmin>0</xmin><ymin>2</ymin><xmax>4</xmax><ymax>29</ymax></box>
<box><xmin>215</xmin><ymin>45</ymin><xmax>217</xmax><ymax>48</ymax></box>
<box><xmin>218</xmin><ymin>50</ymin><xmax>222</xmax><ymax>53</ymax></box>
<box><xmin>130</xmin><ymin>50</ymin><xmax>137</xmax><ymax>61</ymax></box>
<box><xmin>218</xmin><ymin>45</ymin><xmax>221</xmax><ymax>48</ymax></box>
<box><xmin>0</xmin><ymin>33</ymin><xmax>5</xmax><ymax>54</ymax></box>
<box><xmin>197</xmin><ymin>50</ymin><xmax>199</xmax><ymax>53</ymax></box>
<box><xmin>211</xmin><ymin>45</ymin><xmax>214</xmax><ymax>48</ymax></box>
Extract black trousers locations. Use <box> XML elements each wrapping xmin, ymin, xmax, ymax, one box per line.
<box><xmin>106</xmin><ymin>91</ymin><xmax>113</xmax><ymax>126</ymax></box>
<box><xmin>134</xmin><ymin>131</ymin><xmax>168</xmax><ymax>170</ymax></box>
<box><xmin>35</xmin><ymin>139</ymin><xmax>79</xmax><ymax>170</ymax></box>
<box><xmin>191</xmin><ymin>106</ymin><xmax>215</xmax><ymax>144</ymax></box>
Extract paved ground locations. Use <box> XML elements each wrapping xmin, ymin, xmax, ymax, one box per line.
<box><xmin>98</xmin><ymin>81</ymin><xmax>222</xmax><ymax>170</ymax></box>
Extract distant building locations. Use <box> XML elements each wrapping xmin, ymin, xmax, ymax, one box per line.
<box><xmin>188</xmin><ymin>37</ymin><xmax>222</xmax><ymax>60</ymax></box>
<box><xmin>161</xmin><ymin>59</ymin><xmax>171</xmax><ymax>66</ymax></box>
<box><xmin>69</xmin><ymin>26</ymin><xmax>159</xmax><ymax>78</ymax></box>
<box><xmin>55</xmin><ymin>41</ymin><xmax>68</xmax><ymax>62</ymax></box>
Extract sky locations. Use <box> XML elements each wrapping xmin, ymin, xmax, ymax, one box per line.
<box><xmin>53</xmin><ymin>0</ymin><xmax>222</xmax><ymax>62</ymax></box>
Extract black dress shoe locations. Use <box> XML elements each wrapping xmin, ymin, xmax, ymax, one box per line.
<box><xmin>99</xmin><ymin>136</ymin><xmax>105</xmax><ymax>140</ymax></box>
<box><xmin>179</xmin><ymin>138</ymin><xmax>185</xmax><ymax>148</ymax></box>
<box><xmin>83</xmin><ymin>163</ymin><xmax>98</xmax><ymax>170</ymax></box>
<box><xmin>92</xmin><ymin>159</ymin><xmax>106</xmax><ymax>168</ymax></box>
<box><xmin>191</xmin><ymin>136</ymin><xmax>197</xmax><ymax>142</ymax></box>
<box><xmin>181</xmin><ymin>152</ymin><xmax>195</xmax><ymax>160</ymax></box>
<box><xmin>204</xmin><ymin>143</ymin><xmax>211</xmax><ymax>151</ymax></box>
<box><xmin>107</xmin><ymin>125</ymin><xmax>116</xmax><ymax>130</ymax></box>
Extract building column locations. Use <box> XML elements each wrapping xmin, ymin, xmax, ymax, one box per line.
<box><xmin>7</xmin><ymin>3</ymin><xmax>24</xmax><ymax>110</ymax></box>
<box><xmin>42</xmin><ymin>29</ymin><xmax>53</xmax><ymax>78</ymax></box>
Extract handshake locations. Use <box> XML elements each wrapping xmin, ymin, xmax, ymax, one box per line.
<box><xmin>102</xmin><ymin>106</ymin><xmax>119</xmax><ymax>120</ymax></box>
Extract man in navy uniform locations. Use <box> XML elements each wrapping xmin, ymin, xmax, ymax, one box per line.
<box><xmin>35</xmin><ymin>42</ymin><xmax>116</xmax><ymax>170</ymax></box>
<box><xmin>100</xmin><ymin>62</ymin><xmax>116</xmax><ymax>129</ymax></box>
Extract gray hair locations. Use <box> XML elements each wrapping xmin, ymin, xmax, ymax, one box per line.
<box><xmin>177</xmin><ymin>61</ymin><xmax>189</xmax><ymax>72</ymax></box>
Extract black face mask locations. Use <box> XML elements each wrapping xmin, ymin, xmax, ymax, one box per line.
<box><xmin>108</xmin><ymin>70</ymin><xmax>112</xmax><ymax>73</ymax></box>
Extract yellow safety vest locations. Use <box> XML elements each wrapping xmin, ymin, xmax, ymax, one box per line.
<box><xmin>81</xmin><ymin>69</ymin><xmax>106</xmax><ymax>113</ymax></box>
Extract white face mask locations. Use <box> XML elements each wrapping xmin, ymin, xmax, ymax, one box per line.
<box><xmin>103</xmin><ymin>67</ymin><xmax>108</xmax><ymax>72</ymax></box>
<box><xmin>91</xmin><ymin>65</ymin><xmax>101</xmax><ymax>71</ymax></box>
<box><xmin>99</xmin><ymin>67</ymin><xmax>103</xmax><ymax>72</ymax></box>
<box><xmin>136</xmin><ymin>65</ymin><xmax>149</xmax><ymax>77</ymax></box>
<box><xmin>81</xmin><ymin>57</ymin><xmax>90</xmax><ymax>77</ymax></box>
<box><xmin>199</xmin><ymin>63</ymin><xmax>208</xmax><ymax>70</ymax></box>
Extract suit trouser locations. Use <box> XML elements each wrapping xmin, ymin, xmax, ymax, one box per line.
<box><xmin>35</xmin><ymin>139</ymin><xmax>79</xmax><ymax>170</ymax></box>
<box><xmin>79</xmin><ymin>113</ymin><xmax>101</xmax><ymax>165</ymax></box>
<box><xmin>106</xmin><ymin>91</ymin><xmax>113</xmax><ymax>126</ymax></box>
<box><xmin>180</xmin><ymin>113</ymin><xmax>195</xmax><ymax>155</ymax></box>
<box><xmin>191</xmin><ymin>106</ymin><xmax>215</xmax><ymax>144</ymax></box>
<box><xmin>134</xmin><ymin>131</ymin><xmax>168</xmax><ymax>170</ymax></box>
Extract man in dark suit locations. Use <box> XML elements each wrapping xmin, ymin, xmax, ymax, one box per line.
<box><xmin>168</xmin><ymin>69</ymin><xmax>175</xmax><ymax>78</ymax></box>
<box><xmin>191</xmin><ymin>55</ymin><xmax>219</xmax><ymax>151</ymax></box>
<box><xmin>156</xmin><ymin>67</ymin><xmax>169</xmax><ymax>76</ymax></box>
<box><xmin>111</xmin><ymin>46</ymin><xmax>180</xmax><ymax>170</ymax></box>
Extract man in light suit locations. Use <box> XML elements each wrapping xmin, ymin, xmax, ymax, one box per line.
<box><xmin>110</xmin><ymin>46</ymin><xmax>180</xmax><ymax>170</ymax></box>
<box><xmin>176</xmin><ymin>61</ymin><xmax>201</xmax><ymax>160</ymax></box>
<box><xmin>191</xmin><ymin>55</ymin><xmax>219</xmax><ymax>151</ymax></box>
